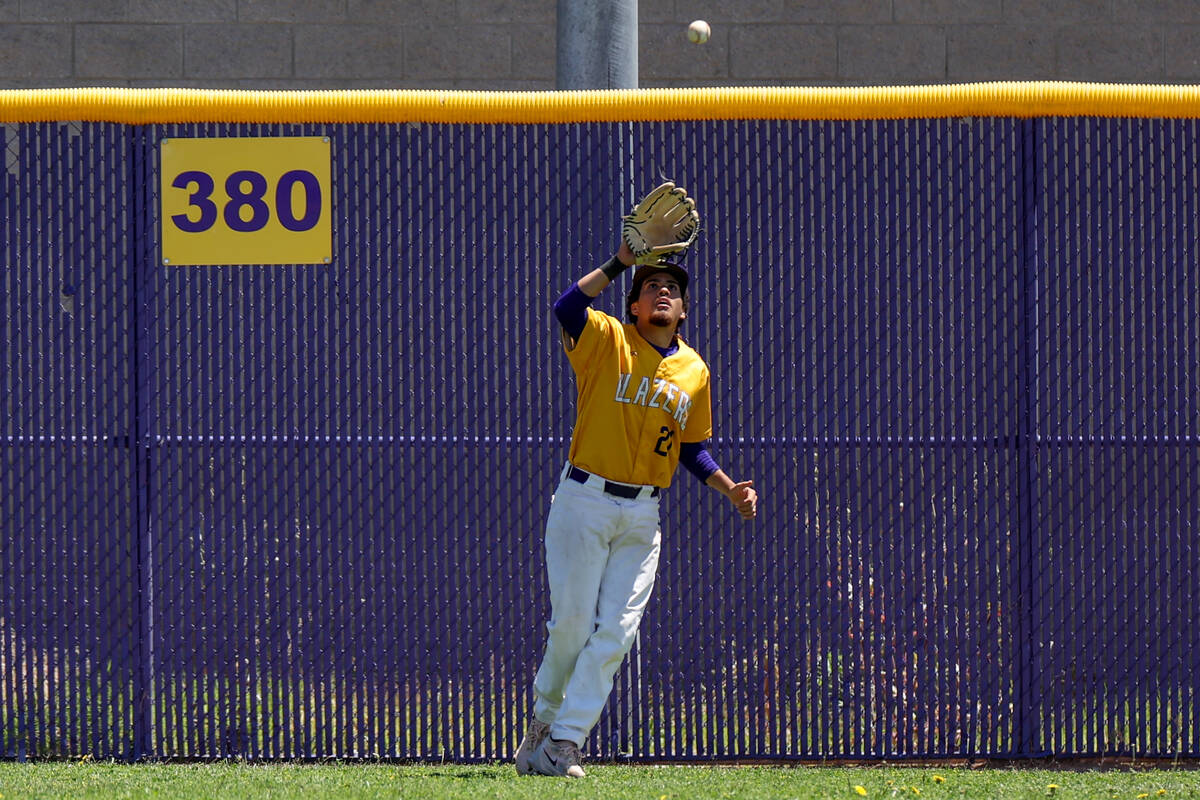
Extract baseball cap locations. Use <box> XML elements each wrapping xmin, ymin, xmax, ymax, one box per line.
<box><xmin>628</xmin><ymin>262</ymin><xmax>689</xmax><ymax>296</ymax></box>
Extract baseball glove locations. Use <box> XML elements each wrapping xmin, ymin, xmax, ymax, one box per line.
<box><xmin>621</xmin><ymin>182</ymin><xmax>700</xmax><ymax>266</ymax></box>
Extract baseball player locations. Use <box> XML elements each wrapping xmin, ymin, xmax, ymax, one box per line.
<box><xmin>516</xmin><ymin>183</ymin><xmax>758</xmax><ymax>778</ymax></box>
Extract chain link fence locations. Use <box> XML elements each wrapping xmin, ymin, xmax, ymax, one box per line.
<box><xmin>1</xmin><ymin>117</ymin><xmax>1196</xmax><ymax>760</ymax></box>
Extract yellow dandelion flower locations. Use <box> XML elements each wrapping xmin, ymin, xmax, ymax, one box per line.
<box><xmin>1138</xmin><ymin>794</ymin><xmax>1150</xmax><ymax>799</ymax></box>
<box><xmin>1047</xmin><ymin>785</ymin><xmax>1060</xmax><ymax>794</ymax></box>
<box><xmin>854</xmin><ymin>787</ymin><xmax>868</xmax><ymax>797</ymax></box>
<box><xmin>1157</xmin><ymin>791</ymin><xmax>1168</xmax><ymax>796</ymax></box>
<box><xmin>911</xmin><ymin>788</ymin><xmax>922</xmax><ymax>795</ymax></box>
<box><xmin>932</xmin><ymin>775</ymin><xmax>945</xmax><ymax>784</ymax></box>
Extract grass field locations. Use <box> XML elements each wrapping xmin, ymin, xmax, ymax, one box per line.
<box><xmin>1</xmin><ymin>762</ymin><xmax>1199</xmax><ymax>800</ymax></box>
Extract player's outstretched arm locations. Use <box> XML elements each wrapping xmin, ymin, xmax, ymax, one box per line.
<box><xmin>577</xmin><ymin>242</ymin><xmax>636</xmax><ymax>297</ymax></box>
<box><xmin>553</xmin><ymin>241</ymin><xmax>636</xmax><ymax>351</ymax></box>
<box><xmin>705</xmin><ymin>470</ymin><xmax>758</xmax><ymax>520</ymax></box>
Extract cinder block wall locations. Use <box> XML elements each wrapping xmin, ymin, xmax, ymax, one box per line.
<box><xmin>0</xmin><ymin>1</ymin><xmax>1196</xmax><ymax>90</ymax></box>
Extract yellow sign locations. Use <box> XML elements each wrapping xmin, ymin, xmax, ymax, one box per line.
<box><xmin>160</xmin><ymin>136</ymin><xmax>332</xmax><ymax>265</ymax></box>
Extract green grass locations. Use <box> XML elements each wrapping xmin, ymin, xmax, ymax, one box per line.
<box><xmin>1</xmin><ymin>762</ymin><xmax>1199</xmax><ymax>800</ymax></box>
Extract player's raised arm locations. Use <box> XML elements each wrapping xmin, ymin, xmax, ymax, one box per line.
<box><xmin>554</xmin><ymin>242</ymin><xmax>635</xmax><ymax>349</ymax></box>
<box><xmin>576</xmin><ymin>241</ymin><xmax>636</xmax><ymax>297</ymax></box>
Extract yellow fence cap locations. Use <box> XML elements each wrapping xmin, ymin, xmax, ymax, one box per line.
<box><xmin>2</xmin><ymin>83</ymin><xmax>1200</xmax><ymax>123</ymax></box>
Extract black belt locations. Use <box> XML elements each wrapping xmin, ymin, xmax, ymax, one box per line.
<box><xmin>567</xmin><ymin>466</ymin><xmax>660</xmax><ymax>499</ymax></box>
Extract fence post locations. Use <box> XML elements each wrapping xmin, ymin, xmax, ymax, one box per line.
<box><xmin>130</xmin><ymin>124</ymin><xmax>155</xmax><ymax>761</ymax></box>
<box><xmin>1016</xmin><ymin>117</ymin><xmax>1040</xmax><ymax>758</ymax></box>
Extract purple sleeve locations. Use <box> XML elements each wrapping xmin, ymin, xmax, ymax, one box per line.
<box><xmin>553</xmin><ymin>283</ymin><xmax>593</xmax><ymax>340</ymax></box>
<box><xmin>679</xmin><ymin>440</ymin><xmax>720</xmax><ymax>483</ymax></box>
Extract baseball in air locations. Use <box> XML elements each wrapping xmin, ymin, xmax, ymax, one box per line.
<box><xmin>687</xmin><ymin>20</ymin><xmax>710</xmax><ymax>44</ymax></box>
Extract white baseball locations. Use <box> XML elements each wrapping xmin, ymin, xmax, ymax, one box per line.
<box><xmin>687</xmin><ymin>20</ymin><xmax>710</xmax><ymax>44</ymax></box>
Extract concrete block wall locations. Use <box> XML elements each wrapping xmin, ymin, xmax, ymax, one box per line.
<box><xmin>0</xmin><ymin>0</ymin><xmax>1196</xmax><ymax>90</ymax></box>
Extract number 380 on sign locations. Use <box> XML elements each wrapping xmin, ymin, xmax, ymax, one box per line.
<box><xmin>160</xmin><ymin>136</ymin><xmax>333</xmax><ymax>266</ymax></box>
<box><xmin>171</xmin><ymin>169</ymin><xmax>322</xmax><ymax>234</ymax></box>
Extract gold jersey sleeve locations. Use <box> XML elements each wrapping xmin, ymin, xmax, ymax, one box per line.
<box><xmin>564</xmin><ymin>308</ymin><xmax>713</xmax><ymax>488</ymax></box>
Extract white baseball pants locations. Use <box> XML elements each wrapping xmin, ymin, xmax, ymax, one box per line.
<box><xmin>531</xmin><ymin>464</ymin><xmax>662</xmax><ymax>747</ymax></box>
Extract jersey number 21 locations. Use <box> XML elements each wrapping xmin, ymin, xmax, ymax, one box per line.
<box><xmin>653</xmin><ymin>426</ymin><xmax>674</xmax><ymax>457</ymax></box>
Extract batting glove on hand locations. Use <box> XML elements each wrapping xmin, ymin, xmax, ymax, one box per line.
<box><xmin>621</xmin><ymin>182</ymin><xmax>700</xmax><ymax>266</ymax></box>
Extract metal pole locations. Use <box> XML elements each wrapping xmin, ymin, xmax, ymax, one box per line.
<box><xmin>557</xmin><ymin>0</ymin><xmax>638</xmax><ymax>90</ymax></box>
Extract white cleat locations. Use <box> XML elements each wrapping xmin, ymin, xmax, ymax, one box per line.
<box><xmin>528</xmin><ymin>736</ymin><xmax>586</xmax><ymax>778</ymax></box>
<box><xmin>514</xmin><ymin>719</ymin><xmax>551</xmax><ymax>776</ymax></box>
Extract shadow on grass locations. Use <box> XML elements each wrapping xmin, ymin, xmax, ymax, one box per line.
<box><xmin>420</xmin><ymin>769</ymin><xmax>509</xmax><ymax>780</ymax></box>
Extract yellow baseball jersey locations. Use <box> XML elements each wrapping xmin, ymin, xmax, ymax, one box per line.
<box><xmin>564</xmin><ymin>308</ymin><xmax>713</xmax><ymax>488</ymax></box>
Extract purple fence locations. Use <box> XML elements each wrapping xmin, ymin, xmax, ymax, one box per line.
<box><xmin>1</xmin><ymin>118</ymin><xmax>1196</xmax><ymax>761</ymax></box>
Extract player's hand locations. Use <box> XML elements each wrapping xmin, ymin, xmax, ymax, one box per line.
<box><xmin>616</xmin><ymin>240</ymin><xmax>636</xmax><ymax>267</ymax></box>
<box><xmin>728</xmin><ymin>480</ymin><xmax>757</xmax><ymax>520</ymax></box>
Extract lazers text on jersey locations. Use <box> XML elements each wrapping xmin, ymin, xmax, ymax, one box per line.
<box><xmin>612</xmin><ymin>374</ymin><xmax>692</xmax><ymax>428</ymax></box>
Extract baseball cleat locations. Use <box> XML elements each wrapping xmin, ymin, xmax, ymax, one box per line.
<box><xmin>528</xmin><ymin>736</ymin><xmax>586</xmax><ymax>778</ymax></box>
<box><xmin>514</xmin><ymin>718</ymin><xmax>551</xmax><ymax>776</ymax></box>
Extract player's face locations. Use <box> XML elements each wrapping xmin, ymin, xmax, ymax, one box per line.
<box><xmin>632</xmin><ymin>274</ymin><xmax>686</xmax><ymax>330</ymax></box>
